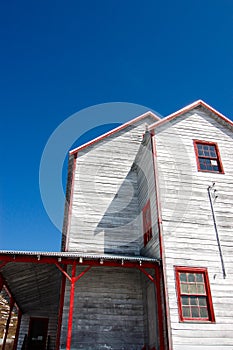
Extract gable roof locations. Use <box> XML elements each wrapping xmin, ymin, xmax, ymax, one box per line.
<box><xmin>70</xmin><ymin>111</ymin><xmax>160</xmax><ymax>155</ymax></box>
<box><xmin>148</xmin><ymin>100</ymin><xmax>233</xmax><ymax>131</ymax></box>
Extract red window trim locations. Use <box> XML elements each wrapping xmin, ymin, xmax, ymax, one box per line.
<box><xmin>193</xmin><ymin>140</ymin><xmax>224</xmax><ymax>174</ymax></box>
<box><xmin>143</xmin><ymin>199</ymin><xmax>152</xmax><ymax>246</ymax></box>
<box><xmin>175</xmin><ymin>266</ymin><xmax>215</xmax><ymax>323</ymax></box>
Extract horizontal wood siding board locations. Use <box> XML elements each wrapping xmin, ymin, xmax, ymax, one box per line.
<box><xmin>135</xmin><ymin>134</ymin><xmax>160</xmax><ymax>258</ymax></box>
<box><xmin>68</xmin><ymin>118</ymin><xmax>155</xmax><ymax>255</ymax></box>
<box><xmin>155</xmin><ymin>110</ymin><xmax>233</xmax><ymax>348</ymax></box>
<box><xmin>61</xmin><ymin>267</ymin><xmax>148</xmax><ymax>349</ymax></box>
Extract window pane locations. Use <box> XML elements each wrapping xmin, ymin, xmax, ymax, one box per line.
<box><xmin>191</xmin><ymin>307</ymin><xmax>199</xmax><ymax>318</ymax></box>
<box><xmin>181</xmin><ymin>296</ymin><xmax>189</xmax><ymax>305</ymax></box>
<box><xmin>209</xmin><ymin>145</ymin><xmax>216</xmax><ymax>153</ymax></box>
<box><xmin>197</xmin><ymin>284</ymin><xmax>205</xmax><ymax>294</ymax></box>
<box><xmin>198</xmin><ymin>297</ymin><xmax>207</xmax><ymax>306</ymax></box>
<box><xmin>204</xmin><ymin>150</ymin><xmax>210</xmax><ymax>156</ymax></box>
<box><xmin>200</xmin><ymin>307</ymin><xmax>208</xmax><ymax>318</ymax></box>
<box><xmin>196</xmin><ymin>274</ymin><xmax>203</xmax><ymax>282</ymax></box>
<box><xmin>182</xmin><ymin>306</ymin><xmax>190</xmax><ymax>317</ymax></box>
<box><xmin>181</xmin><ymin>284</ymin><xmax>189</xmax><ymax>294</ymax></box>
<box><xmin>180</xmin><ymin>273</ymin><xmax>187</xmax><ymax>282</ymax></box>
<box><xmin>190</xmin><ymin>297</ymin><xmax>198</xmax><ymax>306</ymax></box>
<box><xmin>188</xmin><ymin>274</ymin><xmax>195</xmax><ymax>282</ymax></box>
<box><xmin>189</xmin><ymin>284</ymin><xmax>197</xmax><ymax>294</ymax></box>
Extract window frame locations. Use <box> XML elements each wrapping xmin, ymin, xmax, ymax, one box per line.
<box><xmin>175</xmin><ymin>266</ymin><xmax>215</xmax><ymax>323</ymax></box>
<box><xmin>142</xmin><ymin>199</ymin><xmax>152</xmax><ymax>246</ymax></box>
<box><xmin>193</xmin><ymin>140</ymin><xmax>224</xmax><ymax>174</ymax></box>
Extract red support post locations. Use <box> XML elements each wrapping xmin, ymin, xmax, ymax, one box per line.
<box><xmin>56</xmin><ymin>269</ymin><xmax>67</xmax><ymax>350</ymax></box>
<box><xmin>155</xmin><ymin>265</ymin><xmax>165</xmax><ymax>350</ymax></box>
<box><xmin>2</xmin><ymin>296</ymin><xmax>14</xmax><ymax>350</ymax></box>
<box><xmin>0</xmin><ymin>274</ymin><xmax>3</xmax><ymax>292</ymax></box>
<box><xmin>66</xmin><ymin>262</ymin><xmax>76</xmax><ymax>350</ymax></box>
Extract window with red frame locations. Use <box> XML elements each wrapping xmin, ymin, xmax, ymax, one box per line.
<box><xmin>143</xmin><ymin>200</ymin><xmax>152</xmax><ymax>246</ymax></box>
<box><xmin>193</xmin><ymin>140</ymin><xmax>224</xmax><ymax>173</ymax></box>
<box><xmin>175</xmin><ymin>267</ymin><xmax>215</xmax><ymax>322</ymax></box>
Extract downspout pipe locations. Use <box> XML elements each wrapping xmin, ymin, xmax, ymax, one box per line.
<box><xmin>207</xmin><ymin>185</ymin><xmax>226</xmax><ymax>279</ymax></box>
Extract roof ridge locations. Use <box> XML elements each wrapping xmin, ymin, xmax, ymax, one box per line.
<box><xmin>148</xmin><ymin>100</ymin><xmax>233</xmax><ymax>130</ymax></box>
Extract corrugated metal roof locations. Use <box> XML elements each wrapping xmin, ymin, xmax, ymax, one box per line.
<box><xmin>0</xmin><ymin>250</ymin><xmax>159</xmax><ymax>315</ymax></box>
<box><xmin>0</xmin><ymin>250</ymin><xmax>160</xmax><ymax>263</ymax></box>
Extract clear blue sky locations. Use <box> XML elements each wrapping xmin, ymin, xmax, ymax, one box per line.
<box><xmin>1</xmin><ymin>0</ymin><xmax>233</xmax><ymax>251</ymax></box>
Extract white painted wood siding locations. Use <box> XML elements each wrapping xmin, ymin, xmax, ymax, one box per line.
<box><xmin>66</xmin><ymin>117</ymin><xmax>155</xmax><ymax>255</ymax></box>
<box><xmin>154</xmin><ymin>107</ymin><xmax>233</xmax><ymax>349</ymax></box>
<box><xmin>135</xmin><ymin>132</ymin><xmax>160</xmax><ymax>258</ymax></box>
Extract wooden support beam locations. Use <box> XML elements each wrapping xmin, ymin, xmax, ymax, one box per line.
<box><xmin>65</xmin><ymin>263</ymin><xmax>92</xmax><ymax>350</ymax></box>
<box><xmin>2</xmin><ymin>296</ymin><xmax>14</xmax><ymax>350</ymax></box>
<box><xmin>55</xmin><ymin>263</ymin><xmax>72</xmax><ymax>282</ymax></box>
<box><xmin>66</xmin><ymin>262</ymin><xmax>76</xmax><ymax>350</ymax></box>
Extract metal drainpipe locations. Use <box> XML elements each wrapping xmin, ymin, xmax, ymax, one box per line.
<box><xmin>207</xmin><ymin>184</ymin><xmax>226</xmax><ymax>279</ymax></box>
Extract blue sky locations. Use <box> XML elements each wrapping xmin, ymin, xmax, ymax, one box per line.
<box><xmin>1</xmin><ymin>0</ymin><xmax>233</xmax><ymax>251</ymax></box>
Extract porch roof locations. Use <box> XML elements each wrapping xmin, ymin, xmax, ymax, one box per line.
<box><xmin>0</xmin><ymin>250</ymin><xmax>160</xmax><ymax>315</ymax></box>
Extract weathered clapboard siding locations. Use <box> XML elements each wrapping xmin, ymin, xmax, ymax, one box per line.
<box><xmin>60</xmin><ymin>267</ymin><xmax>147</xmax><ymax>350</ymax></box>
<box><xmin>17</xmin><ymin>314</ymin><xmax>30</xmax><ymax>350</ymax></box>
<box><xmin>62</xmin><ymin>154</ymin><xmax>76</xmax><ymax>251</ymax></box>
<box><xmin>66</xmin><ymin>117</ymin><xmax>156</xmax><ymax>255</ymax></box>
<box><xmin>154</xmin><ymin>107</ymin><xmax>233</xmax><ymax>349</ymax></box>
<box><xmin>135</xmin><ymin>132</ymin><xmax>160</xmax><ymax>258</ymax></box>
<box><xmin>141</xmin><ymin>269</ymin><xmax>159</xmax><ymax>350</ymax></box>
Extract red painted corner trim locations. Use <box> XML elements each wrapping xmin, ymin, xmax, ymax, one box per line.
<box><xmin>64</xmin><ymin>153</ymin><xmax>77</xmax><ymax>251</ymax></box>
<box><xmin>175</xmin><ymin>266</ymin><xmax>215</xmax><ymax>323</ymax></box>
<box><xmin>70</xmin><ymin>111</ymin><xmax>160</xmax><ymax>155</ymax></box>
<box><xmin>149</xmin><ymin>100</ymin><xmax>233</xmax><ymax>131</ymax></box>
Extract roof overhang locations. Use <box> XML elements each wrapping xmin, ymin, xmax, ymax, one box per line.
<box><xmin>0</xmin><ymin>251</ymin><xmax>160</xmax><ymax>315</ymax></box>
<box><xmin>70</xmin><ymin>111</ymin><xmax>160</xmax><ymax>156</ymax></box>
<box><xmin>149</xmin><ymin>100</ymin><xmax>233</xmax><ymax>131</ymax></box>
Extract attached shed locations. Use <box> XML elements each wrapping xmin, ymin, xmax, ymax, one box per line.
<box><xmin>0</xmin><ymin>251</ymin><xmax>164</xmax><ymax>350</ymax></box>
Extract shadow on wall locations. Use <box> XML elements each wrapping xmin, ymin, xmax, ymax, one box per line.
<box><xmin>94</xmin><ymin>165</ymin><xmax>148</xmax><ymax>255</ymax></box>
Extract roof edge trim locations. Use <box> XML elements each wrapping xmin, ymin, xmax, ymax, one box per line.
<box><xmin>149</xmin><ymin>100</ymin><xmax>233</xmax><ymax>130</ymax></box>
<box><xmin>70</xmin><ymin>111</ymin><xmax>160</xmax><ymax>155</ymax></box>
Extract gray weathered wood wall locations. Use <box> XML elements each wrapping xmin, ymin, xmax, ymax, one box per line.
<box><xmin>60</xmin><ymin>266</ymin><xmax>148</xmax><ymax>350</ymax></box>
<box><xmin>154</xmin><ymin>107</ymin><xmax>233</xmax><ymax>349</ymax></box>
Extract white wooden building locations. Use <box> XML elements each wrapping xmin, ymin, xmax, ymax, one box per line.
<box><xmin>0</xmin><ymin>100</ymin><xmax>232</xmax><ymax>350</ymax></box>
